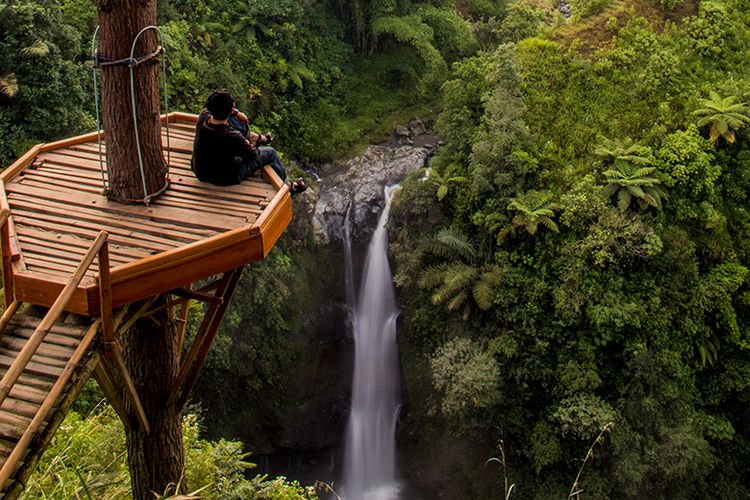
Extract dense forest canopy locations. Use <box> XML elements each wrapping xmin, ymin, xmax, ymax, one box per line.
<box><xmin>3</xmin><ymin>0</ymin><xmax>750</xmax><ymax>497</ymax></box>
<box><xmin>390</xmin><ymin>0</ymin><xmax>750</xmax><ymax>497</ymax></box>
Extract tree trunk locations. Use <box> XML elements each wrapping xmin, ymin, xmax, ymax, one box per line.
<box><xmin>97</xmin><ymin>1</ymin><xmax>183</xmax><ymax>498</ymax></box>
<box><xmin>121</xmin><ymin>298</ymin><xmax>185</xmax><ymax>500</ymax></box>
<box><xmin>98</xmin><ymin>0</ymin><xmax>167</xmax><ymax>203</ymax></box>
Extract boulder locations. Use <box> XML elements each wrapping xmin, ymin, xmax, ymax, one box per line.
<box><xmin>395</xmin><ymin>125</ymin><xmax>411</xmax><ymax>138</ymax></box>
<box><xmin>409</xmin><ymin>117</ymin><xmax>426</xmax><ymax>136</ymax></box>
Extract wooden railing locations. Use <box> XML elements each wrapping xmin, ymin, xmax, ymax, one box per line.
<box><xmin>0</xmin><ymin>231</ymin><xmax>108</xmax><ymax>487</ymax></box>
<box><xmin>0</xmin><ymin>231</ymin><xmax>109</xmax><ymax>407</ymax></box>
<box><xmin>0</xmin><ymin>228</ymin><xmax>149</xmax><ymax>488</ymax></box>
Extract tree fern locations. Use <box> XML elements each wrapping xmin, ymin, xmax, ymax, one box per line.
<box><xmin>693</xmin><ymin>91</ymin><xmax>750</xmax><ymax>145</ymax></box>
<box><xmin>418</xmin><ymin>226</ymin><xmax>502</xmax><ymax>317</ymax></box>
<box><xmin>504</xmin><ymin>190</ymin><xmax>561</xmax><ymax>238</ymax></box>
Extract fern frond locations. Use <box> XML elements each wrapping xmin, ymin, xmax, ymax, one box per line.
<box><xmin>423</xmin><ymin>227</ymin><xmax>476</xmax><ymax>260</ymax></box>
<box><xmin>20</xmin><ymin>40</ymin><xmax>49</xmax><ymax>57</ymax></box>
<box><xmin>540</xmin><ymin>216</ymin><xmax>559</xmax><ymax>233</ymax></box>
<box><xmin>0</xmin><ymin>73</ymin><xmax>18</xmax><ymax>97</ymax></box>
<box><xmin>447</xmin><ymin>291</ymin><xmax>469</xmax><ymax>311</ymax></box>
<box><xmin>472</xmin><ymin>281</ymin><xmax>494</xmax><ymax>310</ymax></box>
<box><xmin>417</xmin><ymin>263</ymin><xmax>451</xmax><ymax>289</ymax></box>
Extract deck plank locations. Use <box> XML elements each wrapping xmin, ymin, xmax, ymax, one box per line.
<box><xmin>10</xmin><ymin>193</ymin><xmax>215</xmax><ymax>242</ymax></box>
<box><xmin>7</xmin><ymin>183</ymin><xmax>243</xmax><ymax>231</ymax></box>
<box><xmin>13</xmin><ymin>213</ymin><xmax>179</xmax><ymax>253</ymax></box>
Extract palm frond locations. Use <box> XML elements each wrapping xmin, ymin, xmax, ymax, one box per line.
<box><xmin>0</xmin><ymin>73</ymin><xmax>18</xmax><ymax>97</ymax></box>
<box><xmin>20</xmin><ymin>40</ymin><xmax>49</xmax><ymax>57</ymax></box>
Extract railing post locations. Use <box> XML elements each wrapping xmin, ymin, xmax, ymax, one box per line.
<box><xmin>0</xmin><ymin>208</ymin><xmax>13</xmax><ymax>308</ymax></box>
<box><xmin>98</xmin><ymin>237</ymin><xmax>115</xmax><ymax>355</ymax></box>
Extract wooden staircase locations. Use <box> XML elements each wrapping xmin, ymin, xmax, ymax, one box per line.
<box><xmin>0</xmin><ymin>310</ymin><xmax>100</xmax><ymax>499</ymax></box>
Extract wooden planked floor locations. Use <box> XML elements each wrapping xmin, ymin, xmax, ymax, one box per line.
<box><xmin>5</xmin><ymin>119</ymin><xmax>277</xmax><ymax>281</ymax></box>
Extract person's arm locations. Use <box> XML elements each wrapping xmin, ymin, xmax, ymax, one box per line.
<box><xmin>233</xmin><ymin>109</ymin><xmax>249</xmax><ymax>123</ymax></box>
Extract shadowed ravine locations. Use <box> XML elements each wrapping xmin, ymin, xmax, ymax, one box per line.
<box><xmin>342</xmin><ymin>185</ymin><xmax>402</xmax><ymax>500</ymax></box>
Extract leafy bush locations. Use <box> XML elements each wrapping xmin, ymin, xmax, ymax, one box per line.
<box><xmin>23</xmin><ymin>404</ymin><xmax>316</xmax><ymax>499</ymax></box>
<box><xmin>569</xmin><ymin>0</ymin><xmax>611</xmax><ymax>18</ymax></box>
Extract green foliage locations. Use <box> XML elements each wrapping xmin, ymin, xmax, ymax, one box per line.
<box><xmin>388</xmin><ymin>1</ymin><xmax>750</xmax><ymax>496</ymax></box>
<box><xmin>22</xmin><ymin>404</ymin><xmax>129</xmax><ymax>499</ymax></box>
<box><xmin>569</xmin><ymin>0</ymin><xmax>611</xmax><ymax>18</ymax></box>
<box><xmin>0</xmin><ymin>0</ymin><xmax>94</xmax><ymax>166</ymax></box>
<box><xmin>24</xmin><ymin>405</ymin><xmax>315</xmax><ymax>499</ymax></box>
<box><xmin>430</xmin><ymin>337</ymin><xmax>501</xmax><ymax>431</ymax></box>
<box><xmin>654</xmin><ymin>125</ymin><xmax>718</xmax><ymax>197</ymax></box>
<box><xmin>494</xmin><ymin>0</ymin><xmax>547</xmax><ymax>43</ymax></box>
<box><xmin>658</xmin><ymin>0</ymin><xmax>684</xmax><ymax>10</ymax></box>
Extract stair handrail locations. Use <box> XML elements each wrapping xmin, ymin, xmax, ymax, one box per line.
<box><xmin>0</xmin><ymin>231</ymin><xmax>109</xmax><ymax>408</ymax></box>
<box><xmin>0</xmin><ymin>318</ymin><xmax>102</xmax><ymax>489</ymax></box>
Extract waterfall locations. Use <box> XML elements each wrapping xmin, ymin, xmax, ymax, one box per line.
<box><xmin>343</xmin><ymin>185</ymin><xmax>401</xmax><ymax>500</ymax></box>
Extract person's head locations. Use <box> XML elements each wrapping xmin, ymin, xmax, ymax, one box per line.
<box><xmin>205</xmin><ymin>88</ymin><xmax>234</xmax><ymax>120</ymax></box>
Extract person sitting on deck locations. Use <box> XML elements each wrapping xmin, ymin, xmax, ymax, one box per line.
<box><xmin>190</xmin><ymin>88</ymin><xmax>307</xmax><ymax>194</ymax></box>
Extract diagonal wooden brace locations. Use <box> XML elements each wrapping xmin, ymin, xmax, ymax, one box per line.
<box><xmin>168</xmin><ymin>266</ymin><xmax>244</xmax><ymax>409</ymax></box>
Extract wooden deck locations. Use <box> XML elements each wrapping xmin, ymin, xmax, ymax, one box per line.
<box><xmin>1</xmin><ymin>112</ymin><xmax>292</xmax><ymax>315</ymax></box>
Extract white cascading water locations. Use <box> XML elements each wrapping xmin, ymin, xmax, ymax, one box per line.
<box><xmin>342</xmin><ymin>185</ymin><xmax>401</xmax><ymax>500</ymax></box>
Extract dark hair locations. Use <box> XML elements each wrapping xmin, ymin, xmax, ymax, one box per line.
<box><xmin>205</xmin><ymin>88</ymin><xmax>234</xmax><ymax>120</ymax></box>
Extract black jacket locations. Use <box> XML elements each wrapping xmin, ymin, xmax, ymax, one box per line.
<box><xmin>190</xmin><ymin>110</ymin><xmax>259</xmax><ymax>185</ymax></box>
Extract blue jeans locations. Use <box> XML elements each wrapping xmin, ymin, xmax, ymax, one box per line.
<box><xmin>239</xmin><ymin>147</ymin><xmax>287</xmax><ymax>182</ymax></box>
<box><xmin>228</xmin><ymin>116</ymin><xmax>287</xmax><ymax>182</ymax></box>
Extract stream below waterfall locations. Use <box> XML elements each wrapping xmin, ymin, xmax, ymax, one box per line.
<box><xmin>342</xmin><ymin>185</ymin><xmax>402</xmax><ymax>500</ymax></box>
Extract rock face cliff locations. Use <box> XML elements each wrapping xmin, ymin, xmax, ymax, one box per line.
<box><xmin>309</xmin><ymin>144</ymin><xmax>431</xmax><ymax>246</ymax></box>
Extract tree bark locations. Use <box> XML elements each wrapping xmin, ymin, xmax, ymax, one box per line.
<box><xmin>97</xmin><ymin>1</ymin><xmax>183</xmax><ymax>498</ymax></box>
<box><xmin>98</xmin><ymin>0</ymin><xmax>167</xmax><ymax>203</ymax></box>
<box><xmin>121</xmin><ymin>298</ymin><xmax>185</xmax><ymax>500</ymax></box>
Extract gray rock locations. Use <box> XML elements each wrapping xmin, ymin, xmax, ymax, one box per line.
<box><xmin>409</xmin><ymin>117</ymin><xmax>426</xmax><ymax>136</ymax></box>
<box><xmin>394</xmin><ymin>125</ymin><xmax>410</xmax><ymax>138</ymax></box>
<box><xmin>311</xmin><ymin>144</ymin><xmax>429</xmax><ymax>245</ymax></box>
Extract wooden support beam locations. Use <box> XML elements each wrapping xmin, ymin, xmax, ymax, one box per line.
<box><xmin>0</xmin><ymin>318</ymin><xmax>101</xmax><ymax>489</ymax></box>
<box><xmin>116</xmin><ymin>296</ymin><xmax>157</xmax><ymax>336</ymax></box>
<box><xmin>169</xmin><ymin>287</ymin><xmax>223</xmax><ymax>304</ymax></box>
<box><xmin>173</xmin><ymin>267</ymin><xmax>243</xmax><ymax>410</ymax></box>
<box><xmin>144</xmin><ymin>277</ymin><xmax>228</xmax><ymax>318</ymax></box>
<box><xmin>97</xmin><ymin>237</ymin><xmax>115</xmax><ymax>356</ymax></box>
<box><xmin>93</xmin><ymin>359</ymin><xmax>133</xmax><ymax>431</ymax></box>
<box><xmin>176</xmin><ymin>285</ymin><xmax>192</xmax><ymax>353</ymax></box>
<box><xmin>0</xmin><ymin>232</ymin><xmax>108</xmax><ymax>408</ymax></box>
<box><xmin>107</xmin><ymin>342</ymin><xmax>150</xmax><ymax>433</ymax></box>
<box><xmin>167</xmin><ymin>272</ymin><xmax>233</xmax><ymax>406</ymax></box>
